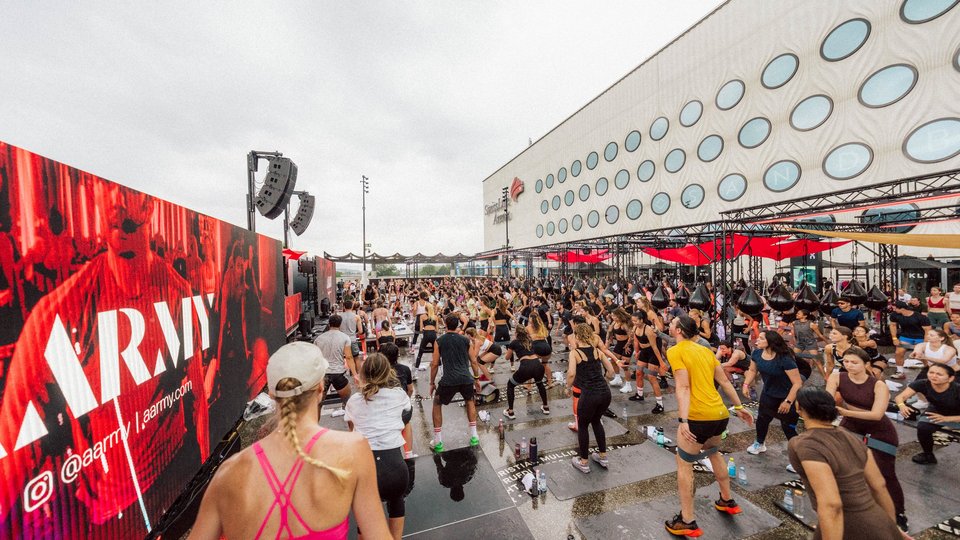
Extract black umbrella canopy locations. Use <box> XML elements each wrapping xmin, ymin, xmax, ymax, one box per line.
<box><xmin>651</xmin><ymin>285</ymin><xmax>670</xmax><ymax>310</ymax></box>
<box><xmin>821</xmin><ymin>288</ymin><xmax>840</xmax><ymax>313</ymax></box>
<box><xmin>864</xmin><ymin>285</ymin><xmax>889</xmax><ymax>311</ymax></box>
<box><xmin>689</xmin><ymin>283</ymin><xmax>712</xmax><ymax>312</ymax></box>
<box><xmin>737</xmin><ymin>285</ymin><xmax>764</xmax><ymax>317</ymax></box>
<box><xmin>840</xmin><ymin>280</ymin><xmax>867</xmax><ymax>306</ymax></box>
<box><xmin>767</xmin><ymin>284</ymin><xmax>795</xmax><ymax>312</ymax></box>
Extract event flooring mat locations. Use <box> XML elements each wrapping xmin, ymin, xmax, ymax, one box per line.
<box><xmin>403</xmin><ymin>506</ymin><xmax>534</xmax><ymax>539</ymax></box>
<box><xmin>724</xmin><ymin>442</ymin><xmax>797</xmax><ymax>492</ymax></box>
<box><xmin>541</xmin><ymin>442</ymin><xmax>677</xmax><ymax>501</ymax></box>
<box><xmin>505</xmin><ymin>416</ymin><xmax>627</xmax><ymax>453</ymax></box>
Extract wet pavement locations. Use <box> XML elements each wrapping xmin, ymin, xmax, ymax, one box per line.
<box><xmin>244</xmin><ymin>340</ymin><xmax>960</xmax><ymax>539</ymax></box>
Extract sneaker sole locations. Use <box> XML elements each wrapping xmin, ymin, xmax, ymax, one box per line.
<box><xmin>664</xmin><ymin>525</ymin><xmax>703</xmax><ymax>537</ymax></box>
<box><xmin>746</xmin><ymin>447</ymin><xmax>766</xmax><ymax>455</ymax></box>
<box><xmin>714</xmin><ymin>503</ymin><xmax>742</xmax><ymax>515</ymax></box>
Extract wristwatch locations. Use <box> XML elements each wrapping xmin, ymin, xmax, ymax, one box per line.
<box><xmin>678</xmin><ymin>418</ymin><xmax>688</xmax><ymax>424</ymax></box>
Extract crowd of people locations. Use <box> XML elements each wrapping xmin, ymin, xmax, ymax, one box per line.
<box><xmin>188</xmin><ymin>275</ymin><xmax>960</xmax><ymax>539</ymax></box>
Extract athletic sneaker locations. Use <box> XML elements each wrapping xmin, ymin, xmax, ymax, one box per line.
<box><xmin>896</xmin><ymin>513</ymin><xmax>909</xmax><ymax>533</ymax></box>
<box><xmin>746</xmin><ymin>442</ymin><xmax>766</xmax><ymax>455</ymax></box>
<box><xmin>502</xmin><ymin>409</ymin><xmax>516</xmax><ymax>420</ymax></box>
<box><xmin>714</xmin><ymin>495</ymin><xmax>742</xmax><ymax>515</ymax></box>
<box><xmin>540</xmin><ymin>405</ymin><xmax>550</xmax><ymax>415</ymax></box>
<box><xmin>620</xmin><ymin>382</ymin><xmax>634</xmax><ymax>394</ymax></box>
<box><xmin>331</xmin><ymin>409</ymin><xmax>346</xmax><ymax>417</ymax></box>
<box><xmin>430</xmin><ymin>440</ymin><xmax>444</xmax><ymax>453</ymax></box>
<box><xmin>786</xmin><ymin>463</ymin><xmax>797</xmax><ymax>473</ymax></box>
<box><xmin>610</xmin><ymin>374</ymin><xmax>624</xmax><ymax>387</ymax></box>
<box><xmin>571</xmin><ymin>456</ymin><xmax>591</xmax><ymax>473</ymax></box>
<box><xmin>664</xmin><ymin>513</ymin><xmax>702</xmax><ymax>537</ymax></box>
<box><xmin>470</xmin><ymin>436</ymin><xmax>480</xmax><ymax>447</ymax></box>
<box><xmin>659</xmin><ymin>376</ymin><xmax>670</xmax><ymax>390</ymax></box>
<box><xmin>418</xmin><ymin>365</ymin><xmax>428</xmax><ymax>371</ymax></box>
<box><xmin>629</xmin><ymin>393</ymin><xmax>645</xmax><ymax>401</ymax></box>
<box><xmin>589</xmin><ymin>452</ymin><xmax>608</xmax><ymax>468</ymax></box>
<box><xmin>911</xmin><ymin>452</ymin><xmax>937</xmax><ymax>465</ymax></box>
<box><xmin>652</xmin><ymin>403</ymin><xmax>665</xmax><ymax>414</ymax></box>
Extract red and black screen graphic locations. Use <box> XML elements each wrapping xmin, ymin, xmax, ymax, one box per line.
<box><xmin>315</xmin><ymin>256</ymin><xmax>336</xmax><ymax>307</ymax></box>
<box><xmin>0</xmin><ymin>141</ymin><xmax>284</xmax><ymax>539</ymax></box>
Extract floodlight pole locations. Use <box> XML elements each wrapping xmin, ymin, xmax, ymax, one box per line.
<box><xmin>246</xmin><ymin>149</ymin><xmax>284</xmax><ymax>232</ymax></box>
<box><xmin>362</xmin><ymin>176</ymin><xmax>370</xmax><ymax>276</ymax></box>
<box><xmin>502</xmin><ymin>187</ymin><xmax>510</xmax><ymax>276</ymax></box>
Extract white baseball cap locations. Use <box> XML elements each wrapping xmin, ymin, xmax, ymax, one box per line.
<box><xmin>267</xmin><ymin>342</ymin><xmax>329</xmax><ymax>398</ymax></box>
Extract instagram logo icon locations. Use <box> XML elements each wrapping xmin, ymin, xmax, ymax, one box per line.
<box><xmin>23</xmin><ymin>471</ymin><xmax>53</xmax><ymax>512</ymax></box>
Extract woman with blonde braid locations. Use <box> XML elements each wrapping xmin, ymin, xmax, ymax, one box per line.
<box><xmin>189</xmin><ymin>342</ymin><xmax>390</xmax><ymax>540</ymax></box>
<box><xmin>346</xmin><ymin>353</ymin><xmax>412</xmax><ymax>540</ymax></box>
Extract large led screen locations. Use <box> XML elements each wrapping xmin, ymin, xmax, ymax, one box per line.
<box><xmin>315</xmin><ymin>256</ymin><xmax>336</xmax><ymax>307</ymax></box>
<box><xmin>0</xmin><ymin>141</ymin><xmax>285</xmax><ymax>539</ymax></box>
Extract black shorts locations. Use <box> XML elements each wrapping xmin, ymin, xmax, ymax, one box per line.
<box><xmin>482</xmin><ymin>344</ymin><xmax>503</xmax><ymax>358</ymax></box>
<box><xmin>479</xmin><ymin>320</ymin><xmax>489</xmax><ymax>332</ymax></box>
<box><xmin>688</xmin><ymin>418</ymin><xmax>729</xmax><ymax>445</ymax></box>
<box><xmin>325</xmin><ymin>372</ymin><xmax>350</xmax><ymax>391</ymax></box>
<box><xmin>638</xmin><ymin>347</ymin><xmax>658</xmax><ymax>365</ymax></box>
<box><xmin>532</xmin><ymin>340</ymin><xmax>552</xmax><ymax>357</ymax></box>
<box><xmin>436</xmin><ymin>383</ymin><xmax>476</xmax><ymax>405</ymax></box>
<box><xmin>612</xmin><ymin>340</ymin><xmax>628</xmax><ymax>356</ymax></box>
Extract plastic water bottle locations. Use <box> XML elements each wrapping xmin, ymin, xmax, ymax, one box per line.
<box><xmin>531</xmin><ymin>469</ymin><xmax>539</xmax><ymax>494</ymax></box>
<box><xmin>656</xmin><ymin>428</ymin><xmax>665</xmax><ymax>447</ymax></box>
<box><xmin>538</xmin><ymin>469</ymin><xmax>548</xmax><ymax>493</ymax></box>
<box><xmin>737</xmin><ymin>466</ymin><xmax>747</xmax><ymax>486</ymax></box>
<box><xmin>727</xmin><ymin>457</ymin><xmax>736</xmax><ymax>478</ymax></box>
<box><xmin>793</xmin><ymin>490</ymin><xmax>805</xmax><ymax>519</ymax></box>
<box><xmin>498</xmin><ymin>419</ymin><xmax>505</xmax><ymax>440</ymax></box>
<box><xmin>783</xmin><ymin>488</ymin><xmax>794</xmax><ymax>512</ymax></box>
<box><xmin>521</xmin><ymin>437</ymin><xmax>528</xmax><ymax>456</ymax></box>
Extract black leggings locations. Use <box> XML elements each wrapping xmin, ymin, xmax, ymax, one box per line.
<box><xmin>373</xmin><ymin>447</ymin><xmax>409</xmax><ymax>518</ymax></box>
<box><xmin>411</xmin><ymin>316</ymin><xmax>421</xmax><ymax>345</ymax></box>
<box><xmin>755</xmin><ymin>392</ymin><xmax>799</xmax><ymax>444</ymax></box>
<box><xmin>917</xmin><ymin>420</ymin><xmax>948</xmax><ymax>454</ymax></box>
<box><xmin>493</xmin><ymin>323</ymin><xmax>510</xmax><ymax>343</ymax></box>
<box><xmin>576</xmin><ymin>390</ymin><xmax>612</xmax><ymax>459</ymax></box>
<box><xmin>873</xmin><ymin>448</ymin><xmax>905</xmax><ymax>515</ymax></box>
<box><xmin>415</xmin><ymin>330</ymin><xmax>437</xmax><ymax>368</ymax></box>
<box><xmin>507</xmin><ymin>360</ymin><xmax>547</xmax><ymax>410</ymax></box>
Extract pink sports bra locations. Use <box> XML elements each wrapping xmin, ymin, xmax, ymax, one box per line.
<box><xmin>253</xmin><ymin>428</ymin><xmax>348</xmax><ymax>540</ymax></box>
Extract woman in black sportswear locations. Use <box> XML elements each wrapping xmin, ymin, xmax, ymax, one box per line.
<box><xmin>743</xmin><ymin>331</ymin><xmax>803</xmax><ymax>460</ymax></box>
<box><xmin>566</xmin><ymin>323</ymin><xmax>616</xmax><ymax>473</ymax></box>
<box><xmin>492</xmin><ymin>297</ymin><xmax>513</xmax><ymax>346</ymax></box>
<box><xmin>377</xmin><ymin>320</ymin><xmax>396</xmax><ymax>350</ymax></box>
<box><xmin>502</xmin><ymin>326</ymin><xmax>549</xmax><ymax>419</ymax></box>
<box><xmin>414</xmin><ymin>303</ymin><xmax>438</xmax><ymax>371</ymax></box>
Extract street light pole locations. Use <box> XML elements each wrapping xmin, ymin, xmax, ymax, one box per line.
<box><xmin>362</xmin><ymin>175</ymin><xmax>369</xmax><ymax>277</ymax></box>
<box><xmin>501</xmin><ymin>186</ymin><xmax>509</xmax><ymax>277</ymax></box>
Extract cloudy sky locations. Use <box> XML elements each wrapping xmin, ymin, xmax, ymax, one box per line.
<box><xmin>0</xmin><ymin>1</ymin><xmax>721</xmax><ymax>262</ymax></box>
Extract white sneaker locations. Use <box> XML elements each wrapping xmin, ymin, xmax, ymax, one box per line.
<box><xmin>746</xmin><ymin>442</ymin><xmax>766</xmax><ymax>455</ymax></box>
<box><xmin>418</xmin><ymin>366</ymin><xmax>428</xmax><ymax>371</ymax></box>
<box><xmin>610</xmin><ymin>374</ymin><xmax>624</xmax><ymax>387</ymax></box>
<box><xmin>620</xmin><ymin>382</ymin><xmax>634</xmax><ymax>394</ymax></box>
<box><xmin>331</xmin><ymin>409</ymin><xmax>346</xmax><ymax>417</ymax></box>
<box><xmin>786</xmin><ymin>463</ymin><xmax>797</xmax><ymax>473</ymax></box>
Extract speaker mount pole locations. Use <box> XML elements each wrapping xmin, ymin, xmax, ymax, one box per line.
<box><xmin>246</xmin><ymin>150</ymin><xmax>284</xmax><ymax>232</ymax></box>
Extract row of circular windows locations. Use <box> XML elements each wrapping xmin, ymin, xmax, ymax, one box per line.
<box><xmin>536</xmin><ymin>117</ymin><xmax>960</xmax><ymax>215</ymax></box>
<box><xmin>533</xmin><ymin>0</ymin><xmax>960</xmax><ymax>196</ymax></box>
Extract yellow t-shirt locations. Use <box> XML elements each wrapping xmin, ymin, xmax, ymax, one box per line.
<box><xmin>666</xmin><ymin>340</ymin><xmax>729</xmax><ymax>422</ymax></box>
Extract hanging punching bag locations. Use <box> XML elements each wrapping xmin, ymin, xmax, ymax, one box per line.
<box><xmin>767</xmin><ymin>284</ymin><xmax>795</xmax><ymax>312</ymax></box>
<box><xmin>737</xmin><ymin>285</ymin><xmax>764</xmax><ymax>317</ymax></box>
<box><xmin>603</xmin><ymin>282</ymin><xmax>615</xmax><ymax>298</ymax></box>
<box><xmin>675</xmin><ymin>284</ymin><xmax>690</xmax><ymax>307</ymax></box>
<box><xmin>644</xmin><ymin>277</ymin><xmax>657</xmax><ymax>291</ymax></box>
<box><xmin>689</xmin><ymin>283</ymin><xmax>711</xmax><ymax>311</ymax></box>
<box><xmin>864</xmin><ymin>285</ymin><xmax>889</xmax><ymax>311</ymax></box>
<box><xmin>795</xmin><ymin>285</ymin><xmax>821</xmax><ymax>313</ymax></box>
<box><xmin>651</xmin><ymin>285</ymin><xmax>670</xmax><ymax>309</ymax></box>
<box><xmin>840</xmin><ymin>280</ymin><xmax>867</xmax><ymax>306</ymax></box>
<box><xmin>821</xmin><ymin>287</ymin><xmax>840</xmax><ymax>313</ymax></box>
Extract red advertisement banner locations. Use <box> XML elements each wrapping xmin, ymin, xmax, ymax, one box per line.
<box><xmin>0</xmin><ymin>142</ymin><xmax>284</xmax><ymax>539</ymax></box>
<box><xmin>285</xmin><ymin>292</ymin><xmax>302</xmax><ymax>333</ymax></box>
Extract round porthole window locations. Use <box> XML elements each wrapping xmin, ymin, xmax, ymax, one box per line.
<box><xmin>680</xmin><ymin>100</ymin><xmax>703</xmax><ymax>127</ymax></box>
<box><xmin>604</xmin><ymin>142</ymin><xmax>618</xmax><ymax>162</ymax></box>
<box><xmin>626</xmin><ymin>199</ymin><xmax>643</xmax><ymax>220</ymax></box>
<box><xmin>547</xmin><ymin>221</ymin><xmax>555</xmax><ymax>236</ymax></box>
<box><xmin>637</xmin><ymin>160</ymin><xmax>655</xmax><ymax>182</ymax></box>
<box><xmin>571</xmin><ymin>160</ymin><xmax>582</xmax><ymax>177</ymax></box>
<box><xmin>665</xmin><ymin>149</ymin><xmax>686</xmax><ymax>173</ymax></box>
<box><xmin>650</xmin><ymin>117</ymin><xmax>669</xmax><ymax>141</ymax></box>
<box><xmin>595</xmin><ymin>177</ymin><xmax>609</xmax><ymax>196</ymax></box>
<box><xmin>763</xmin><ymin>160</ymin><xmax>802</xmax><ymax>192</ymax></box>
<box><xmin>900</xmin><ymin>0</ymin><xmax>959</xmax><ymax>23</ymax></box>
<box><xmin>823</xmin><ymin>142</ymin><xmax>874</xmax><ymax>180</ymax></box>
<box><xmin>717</xmin><ymin>173</ymin><xmax>747</xmax><ymax>202</ymax></box>
<box><xmin>762</xmin><ymin>53</ymin><xmax>799</xmax><ymax>89</ymax></box>
<box><xmin>614</xmin><ymin>169</ymin><xmax>630</xmax><ymax>190</ymax></box>
<box><xmin>791</xmin><ymin>95</ymin><xmax>833</xmax><ymax>131</ymax></box>
<box><xmin>558</xmin><ymin>218</ymin><xmax>568</xmax><ymax>234</ymax></box>
<box><xmin>540</xmin><ymin>200</ymin><xmax>549</xmax><ymax>214</ymax></box>
<box><xmin>651</xmin><ymin>193</ymin><xmax>671</xmax><ymax>215</ymax></box>
<box><xmin>697</xmin><ymin>135</ymin><xmax>724</xmax><ymax>162</ymax></box>
<box><xmin>903</xmin><ymin>117</ymin><xmax>960</xmax><ymax>163</ymax></box>
<box><xmin>605</xmin><ymin>205</ymin><xmax>620</xmax><ymax>224</ymax></box>
<box><xmin>545</xmin><ymin>173</ymin><xmax>554</xmax><ymax>189</ymax></box>
<box><xmin>858</xmin><ymin>64</ymin><xmax>918</xmax><ymax>108</ymax></box>
<box><xmin>551</xmin><ymin>195</ymin><xmax>561</xmax><ymax>210</ymax></box>
<box><xmin>579</xmin><ymin>184</ymin><xmax>591</xmax><ymax>201</ymax></box>
<box><xmin>572</xmin><ymin>214</ymin><xmax>583</xmax><ymax>231</ymax></box>
<box><xmin>739</xmin><ymin>117</ymin><xmax>772</xmax><ymax>149</ymax></box>
<box><xmin>558</xmin><ymin>167</ymin><xmax>567</xmax><ymax>183</ymax></box>
<box><xmin>716</xmin><ymin>79</ymin><xmax>745</xmax><ymax>110</ymax></box>
<box><xmin>587</xmin><ymin>210</ymin><xmax>600</xmax><ymax>228</ymax></box>
<box><xmin>681</xmin><ymin>184</ymin><xmax>705</xmax><ymax>209</ymax></box>
<box><xmin>564</xmin><ymin>190</ymin><xmax>575</xmax><ymax>206</ymax></box>
<box><xmin>862</xmin><ymin>204</ymin><xmax>920</xmax><ymax>234</ymax></box>
<box><xmin>586</xmin><ymin>152</ymin><xmax>599</xmax><ymax>170</ymax></box>
<box><xmin>535</xmin><ymin>179</ymin><xmax>543</xmax><ymax>193</ymax></box>
<box><xmin>821</xmin><ymin>18</ymin><xmax>870</xmax><ymax>61</ymax></box>
<box><xmin>625</xmin><ymin>130</ymin><xmax>642</xmax><ymax>152</ymax></box>
<box><xmin>536</xmin><ymin>224</ymin><xmax>544</xmax><ymax>238</ymax></box>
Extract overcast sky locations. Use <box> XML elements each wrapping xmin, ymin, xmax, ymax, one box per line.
<box><xmin>0</xmin><ymin>1</ymin><xmax>722</xmax><ymax>262</ymax></box>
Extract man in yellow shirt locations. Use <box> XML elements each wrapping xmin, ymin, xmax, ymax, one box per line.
<box><xmin>665</xmin><ymin>316</ymin><xmax>754</xmax><ymax>537</ymax></box>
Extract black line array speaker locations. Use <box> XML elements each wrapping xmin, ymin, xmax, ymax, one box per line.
<box><xmin>290</xmin><ymin>193</ymin><xmax>315</xmax><ymax>236</ymax></box>
<box><xmin>255</xmin><ymin>157</ymin><xmax>298</xmax><ymax>219</ymax></box>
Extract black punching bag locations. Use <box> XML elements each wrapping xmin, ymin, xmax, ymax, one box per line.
<box><xmin>651</xmin><ymin>285</ymin><xmax>670</xmax><ymax>310</ymax></box>
<box><xmin>840</xmin><ymin>280</ymin><xmax>867</xmax><ymax>306</ymax></box>
<box><xmin>795</xmin><ymin>285</ymin><xmax>821</xmax><ymax>313</ymax></box>
<box><xmin>864</xmin><ymin>285</ymin><xmax>889</xmax><ymax>311</ymax></box>
<box><xmin>675</xmin><ymin>284</ymin><xmax>690</xmax><ymax>307</ymax></box>
<box><xmin>821</xmin><ymin>287</ymin><xmax>840</xmax><ymax>313</ymax></box>
<box><xmin>689</xmin><ymin>283</ymin><xmax>711</xmax><ymax>312</ymax></box>
<box><xmin>737</xmin><ymin>285</ymin><xmax>764</xmax><ymax>317</ymax></box>
<box><xmin>767</xmin><ymin>284</ymin><xmax>795</xmax><ymax>312</ymax></box>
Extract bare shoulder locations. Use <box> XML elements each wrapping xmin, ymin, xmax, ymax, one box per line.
<box><xmin>313</xmin><ymin>430</ymin><xmax>369</xmax><ymax>463</ymax></box>
<box><xmin>207</xmin><ymin>446</ymin><xmax>258</xmax><ymax>497</ymax></box>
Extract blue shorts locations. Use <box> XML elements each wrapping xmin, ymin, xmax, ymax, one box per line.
<box><xmin>897</xmin><ymin>336</ymin><xmax>923</xmax><ymax>348</ymax></box>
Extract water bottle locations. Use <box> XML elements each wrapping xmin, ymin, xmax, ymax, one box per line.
<box><xmin>622</xmin><ymin>404</ymin><xmax>628</xmax><ymax>419</ymax></box>
<box><xmin>656</xmin><ymin>428</ymin><xmax>665</xmax><ymax>447</ymax></box>
<box><xmin>783</xmin><ymin>488</ymin><xmax>794</xmax><ymax>512</ymax></box>
<box><xmin>793</xmin><ymin>490</ymin><xmax>805</xmax><ymax>519</ymax></box>
<box><xmin>531</xmin><ymin>469</ymin><xmax>539</xmax><ymax>494</ymax></box>
<box><xmin>514</xmin><ymin>442</ymin><xmax>521</xmax><ymax>459</ymax></box>
<box><xmin>727</xmin><ymin>457</ymin><xmax>736</xmax><ymax>478</ymax></box>
<box><xmin>538</xmin><ymin>469</ymin><xmax>548</xmax><ymax>493</ymax></box>
<box><xmin>521</xmin><ymin>437</ymin><xmax>528</xmax><ymax>457</ymax></box>
<box><xmin>737</xmin><ymin>466</ymin><xmax>747</xmax><ymax>486</ymax></box>
<box><xmin>498</xmin><ymin>418</ymin><xmax>505</xmax><ymax>440</ymax></box>
<box><xmin>529</xmin><ymin>437</ymin><xmax>538</xmax><ymax>463</ymax></box>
